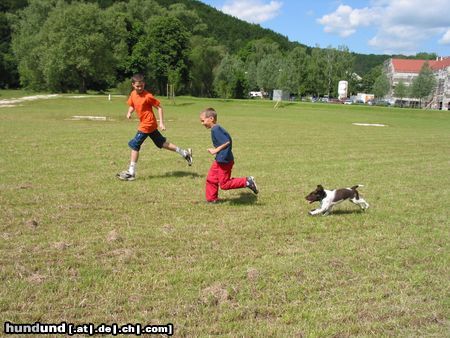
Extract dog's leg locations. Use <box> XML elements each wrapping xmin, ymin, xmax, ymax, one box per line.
<box><xmin>309</xmin><ymin>206</ymin><xmax>329</xmax><ymax>215</ymax></box>
<box><xmin>322</xmin><ymin>203</ymin><xmax>335</xmax><ymax>215</ymax></box>
<box><xmin>309</xmin><ymin>204</ymin><xmax>331</xmax><ymax>216</ymax></box>
<box><xmin>322</xmin><ymin>207</ymin><xmax>332</xmax><ymax>216</ymax></box>
<box><xmin>360</xmin><ymin>198</ymin><xmax>369</xmax><ymax>210</ymax></box>
<box><xmin>309</xmin><ymin>208</ymin><xmax>324</xmax><ymax>216</ymax></box>
<box><xmin>351</xmin><ymin>197</ymin><xmax>369</xmax><ymax>210</ymax></box>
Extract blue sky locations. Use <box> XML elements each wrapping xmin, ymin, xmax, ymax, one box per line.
<box><xmin>199</xmin><ymin>0</ymin><xmax>450</xmax><ymax>56</ymax></box>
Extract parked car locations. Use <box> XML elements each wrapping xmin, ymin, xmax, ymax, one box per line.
<box><xmin>328</xmin><ymin>98</ymin><xmax>343</xmax><ymax>104</ymax></box>
<box><xmin>367</xmin><ymin>99</ymin><xmax>391</xmax><ymax>106</ymax></box>
<box><xmin>374</xmin><ymin>99</ymin><xmax>391</xmax><ymax>106</ymax></box>
<box><xmin>343</xmin><ymin>99</ymin><xmax>353</xmax><ymax>105</ymax></box>
<box><xmin>249</xmin><ymin>91</ymin><xmax>265</xmax><ymax>98</ymax></box>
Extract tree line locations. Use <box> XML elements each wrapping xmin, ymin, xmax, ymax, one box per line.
<box><xmin>1</xmin><ymin>0</ymin><xmax>439</xmax><ymax>101</ymax></box>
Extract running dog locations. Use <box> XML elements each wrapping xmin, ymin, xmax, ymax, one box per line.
<box><xmin>305</xmin><ymin>184</ymin><xmax>369</xmax><ymax>216</ymax></box>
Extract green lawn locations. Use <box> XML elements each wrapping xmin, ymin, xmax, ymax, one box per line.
<box><xmin>1</xmin><ymin>92</ymin><xmax>449</xmax><ymax>336</ymax></box>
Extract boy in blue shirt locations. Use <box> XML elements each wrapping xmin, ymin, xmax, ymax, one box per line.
<box><xmin>199</xmin><ymin>107</ymin><xmax>258</xmax><ymax>202</ymax></box>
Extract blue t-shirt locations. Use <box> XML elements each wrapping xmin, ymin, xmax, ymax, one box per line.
<box><xmin>211</xmin><ymin>124</ymin><xmax>234</xmax><ymax>163</ymax></box>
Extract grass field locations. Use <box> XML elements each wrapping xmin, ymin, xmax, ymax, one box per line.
<box><xmin>1</xmin><ymin>91</ymin><xmax>449</xmax><ymax>336</ymax></box>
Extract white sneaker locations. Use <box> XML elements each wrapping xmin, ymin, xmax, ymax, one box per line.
<box><xmin>184</xmin><ymin>148</ymin><xmax>193</xmax><ymax>166</ymax></box>
<box><xmin>116</xmin><ymin>170</ymin><xmax>135</xmax><ymax>181</ymax></box>
<box><xmin>247</xmin><ymin>176</ymin><xmax>258</xmax><ymax>194</ymax></box>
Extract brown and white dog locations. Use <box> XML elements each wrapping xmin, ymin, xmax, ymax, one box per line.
<box><xmin>305</xmin><ymin>184</ymin><xmax>369</xmax><ymax>216</ymax></box>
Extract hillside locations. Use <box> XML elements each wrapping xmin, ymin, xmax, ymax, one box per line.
<box><xmin>154</xmin><ymin>0</ymin><xmax>387</xmax><ymax>74</ymax></box>
<box><xmin>353</xmin><ymin>53</ymin><xmax>391</xmax><ymax>76</ymax></box>
<box><xmin>2</xmin><ymin>0</ymin><xmax>405</xmax><ymax>93</ymax></box>
<box><xmin>154</xmin><ymin>0</ymin><xmax>306</xmax><ymax>52</ymax></box>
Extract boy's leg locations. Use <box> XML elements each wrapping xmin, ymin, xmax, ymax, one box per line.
<box><xmin>162</xmin><ymin>142</ymin><xmax>193</xmax><ymax>166</ymax></box>
<box><xmin>217</xmin><ymin>162</ymin><xmax>259</xmax><ymax>194</ymax></box>
<box><xmin>206</xmin><ymin>161</ymin><xmax>220</xmax><ymax>202</ymax></box>
<box><xmin>118</xmin><ymin>150</ymin><xmax>139</xmax><ymax>181</ymax></box>
<box><xmin>149</xmin><ymin>129</ymin><xmax>192</xmax><ymax>166</ymax></box>
<box><xmin>246</xmin><ymin>176</ymin><xmax>259</xmax><ymax>194</ymax></box>
<box><xmin>118</xmin><ymin>132</ymin><xmax>146</xmax><ymax>181</ymax></box>
<box><xmin>128</xmin><ymin>150</ymin><xmax>139</xmax><ymax>175</ymax></box>
<box><xmin>217</xmin><ymin>161</ymin><xmax>247</xmax><ymax>190</ymax></box>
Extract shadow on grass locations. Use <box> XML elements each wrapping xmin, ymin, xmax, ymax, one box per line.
<box><xmin>151</xmin><ymin>171</ymin><xmax>203</xmax><ymax>179</ymax></box>
<box><xmin>327</xmin><ymin>209</ymin><xmax>367</xmax><ymax>216</ymax></box>
<box><xmin>275</xmin><ymin>102</ymin><xmax>296</xmax><ymax>108</ymax></box>
<box><xmin>227</xmin><ymin>192</ymin><xmax>259</xmax><ymax>205</ymax></box>
<box><xmin>191</xmin><ymin>192</ymin><xmax>261</xmax><ymax>206</ymax></box>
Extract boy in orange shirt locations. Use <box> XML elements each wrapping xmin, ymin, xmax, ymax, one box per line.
<box><xmin>117</xmin><ymin>74</ymin><xmax>192</xmax><ymax>181</ymax></box>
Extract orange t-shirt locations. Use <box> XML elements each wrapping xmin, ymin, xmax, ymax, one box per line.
<box><xmin>127</xmin><ymin>90</ymin><xmax>161</xmax><ymax>133</ymax></box>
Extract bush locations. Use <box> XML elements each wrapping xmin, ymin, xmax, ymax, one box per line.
<box><xmin>117</xmin><ymin>80</ymin><xmax>132</xmax><ymax>96</ymax></box>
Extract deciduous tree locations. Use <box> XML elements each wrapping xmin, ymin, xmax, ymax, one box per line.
<box><xmin>393</xmin><ymin>80</ymin><xmax>408</xmax><ymax>107</ymax></box>
<box><xmin>213</xmin><ymin>54</ymin><xmax>247</xmax><ymax>99</ymax></box>
<box><xmin>189</xmin><ymin>36</ymin><xmax>225</xmax><ymax>97</ymax></box>
<box><xmin>10</xmin><ymin>0</ymin><xmax>118</xmax><ymax>92</ymax></box>
<box><xmin>372</xmin><ymin>73</ymin><xmax>390</xmax><ymax>99</ymax></box>
<box><xmin>138</xmin><ymin>16</ymin><xmax>190</xmax><ymax>95</ymax></box>
<box><xmin>279</xmin><ymin>46</ymin><xmax>309</xmax><ymax>98</ymax></box>
<box><xmin>9</xmin><ymin>0</ymin><xmax>57</xmax><ymax>90</ymax></box>
<box><xmin>410</xmin><ymin>62</ymin><xmax>436</xmax><ymax>107</ymax></box>
<box><xmin>39</xmin><ymin>2</ymin><xmax>116</xmax><ymax>92</ymax></box>
<box><xmin>306</xmin><ymin>47</ymin><xmax>327</xmax><ymax>97</ymax></box>
<box><xmin>256</xmin><ymin>54</ymin><xmax>282</xmax><ymax>96</ymax></box>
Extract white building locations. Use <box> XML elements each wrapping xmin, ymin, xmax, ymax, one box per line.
<box><xmin>434</xmin><ymin>66</ymin><xmax>450</xmax><ymax>110</ymax></box>
<box><xmin>384</xmin><ymin>57</ymin><xmax>450</xmax><ymax>109</ymax></box>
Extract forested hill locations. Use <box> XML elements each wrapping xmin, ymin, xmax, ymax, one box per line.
<box><xmin>1</xmin><ymin>0</ymin><xmax>437</xmax><ymax>96</ymax></box>
<box><xmin>152</xmin><ymin>0</ymin><xmax>389</xmax><ymax>75</ymax></box>
<box><xmin>154</xmin><ymin>0</ymin><xmax>305</xmax><ymax>53</ymax></box>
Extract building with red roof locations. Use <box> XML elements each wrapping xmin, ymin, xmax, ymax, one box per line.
<box><xmin>384</xmin><ymin>57</ymin><xmax>450</xmax><ymax>109</ymax></box>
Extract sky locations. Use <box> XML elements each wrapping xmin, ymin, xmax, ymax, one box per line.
<box><xmin>199</xmin><ymin>0</ymin><xmax>450</xmax><ymax>56</ymax></box>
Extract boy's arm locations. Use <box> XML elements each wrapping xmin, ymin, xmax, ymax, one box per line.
<box><xmin>157</xmin><ymin>106</ymin><xmax>166</xmax><ymax>131</ymax></box>
<box><xmin>126</xmin><ymin>106</ymin><xmax>134</xmax><ymax>119</ymax></box>
<box><xmin>208</xmin><ymin>141</ymin><xmax>230</xmax><ymax>155</ymax></box>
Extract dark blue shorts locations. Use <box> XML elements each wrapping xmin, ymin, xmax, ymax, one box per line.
<box><xmin>128</xmin><ymin>130</ymin><xmax>167</xmax><ymax>151</ymax></box>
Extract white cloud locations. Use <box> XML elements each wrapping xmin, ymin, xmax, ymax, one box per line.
<box><xmin>439</xmin><ymin>29</ymin><xmax>450</xmax><ymax>45</ymax></box>
<box><xmin>221</xmin><ymin>0</ymin><xmax>283</xmax><ymax>24</ymax></box>
<box><xmin>384</xmin><ymin>0</ymin><xmax>450</xmax><ymax>28</ymax></box>
<box><xmin>317</xmin><ymin>5</ymin><xmax>380</xmax><ymax>37</ymax></box>
<box><xmin>318</xmin><ymin>0</ymin><xmax>450</xmax><ymax>54</ymax></box>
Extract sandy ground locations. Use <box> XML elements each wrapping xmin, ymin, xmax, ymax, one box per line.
<box><xmin>0</xmin><ymin>94</ymin><xmax>60</xmax><ymax>107</ymax></box>
<box><xmin>0</xmin><ymin>94</ymin><xmax>124</xmax><ymax>108</ymax></box>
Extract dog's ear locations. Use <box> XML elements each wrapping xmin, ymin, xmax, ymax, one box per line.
<box><xmin>317</xmin><ymin>185</ymin><xmax>324</xmax><ymax>191</ymax></box>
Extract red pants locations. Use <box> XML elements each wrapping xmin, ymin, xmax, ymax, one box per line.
<box><xmin>206</xmin><ymin>160</ymin><xmax>247</xmax><ymax>202</ymax></box>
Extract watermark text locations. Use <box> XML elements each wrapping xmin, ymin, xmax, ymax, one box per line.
<box><xmin>4</xmin><ymin>321</ymin><xmax>174</xmax><ymax>336</ymax></box>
